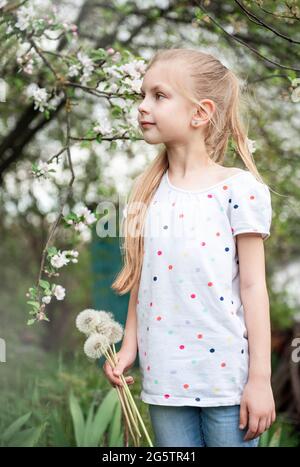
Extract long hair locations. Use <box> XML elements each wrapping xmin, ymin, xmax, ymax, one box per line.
<box><xmin>111</xmin><ymin>47</ymin><xmax>269</xmax><ymax>296</ymax></box>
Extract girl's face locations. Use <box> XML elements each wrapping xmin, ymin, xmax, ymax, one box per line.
<box><xmin>138</xmin><ymin>62</ymin><xmax>201</xmax><ymax>145</ymax></box>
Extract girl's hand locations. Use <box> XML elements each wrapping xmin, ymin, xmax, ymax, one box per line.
<box><xmin>239</xmin><ymin>378</ymin><xmax>276</xmax><ymax>441</ymax></box>
<box><xmin>102</xmin><ymin>348</ymin><xmax>137</xmax><ymax>388</ymax></box>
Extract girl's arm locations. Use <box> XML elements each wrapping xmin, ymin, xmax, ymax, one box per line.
<box><xmin>237</xmin><ymin>233</ymin><xmax>276</xmax><ymax>441</ymax></box>
<box><xmin>121</xmin><ymin>280</ymin><xmax>139</xmax><ymax>354</ymax></box>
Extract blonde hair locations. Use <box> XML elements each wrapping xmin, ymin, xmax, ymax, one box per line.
<box><xmin>111</xmin><ymin>47</ymin><xmax>270</xmax><ymax>296</ymax></box>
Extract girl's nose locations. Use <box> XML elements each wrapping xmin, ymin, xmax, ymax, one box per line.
<box><xmin>138</xmin><ymin>98</ymin><xmax>149</xmax><ymax>114</ymax></box>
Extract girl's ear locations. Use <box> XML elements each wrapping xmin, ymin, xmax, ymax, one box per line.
<box><xmin>192</xmin><ymin>99</ymin><xmax>215</xmax><ymax>126</ymax></box>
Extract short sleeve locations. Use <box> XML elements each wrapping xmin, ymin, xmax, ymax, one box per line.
<box><xmin>229</xmin><ymin>173</ymin><xmax>272</xmax><ymax>241</ymax></box>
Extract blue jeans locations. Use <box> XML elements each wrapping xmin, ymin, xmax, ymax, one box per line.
<box><xmin>148</xmin><ymin>404</ymin><xmax>260</xmax><ymax>447</ymax></box>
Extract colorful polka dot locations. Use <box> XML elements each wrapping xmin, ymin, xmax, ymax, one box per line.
<box><xmin>168</xmin><ymin>265</ymin><xmax>173</xmax><ymax>270</ymax></box>
<box><xmin>208</xmin><ymin>282</ymin><xmax>213</xmax><ymax>287</ymax></box>
<box><xmin>183</xmin><ymin>384</ymin><xmax>189</xmax><ymax>389</ymax></box>
<box><xmin>195</xmin><ymin>397</ymin><xmax>201</xmax><ymax>402</ymax></box>
<box><xmin>197</xmin><ymin>334</ymin><xmax>203</xmax><ymax>339</ymax></box>
<box><xmin>221</xmin><ymin>362</ymin><xmax>226</xmax><ymax>368</ymax></box>
<box><xmin>156</xmin><ymin>316</ymin><xmax>162</xmax><ymax>321</ymax></box>
<box><xmin>179</xmin><ymin>345</ymin><xmax>185</xmax><ymax>350</ymax></box>
<box><xmin>157</xmin><ymin>250</ymin><xmax>162</xmax><ymax>255</ymax></box>
<box><xmin>210</xmin><ymin>348</ymin><xmax>215</xmax><ymax>353</ymax></box>
<box><xmin>190</xmin><ymin>293</ymin><xmax>196</xmax><ymax>299</ymax></box>
<box><xmin>164</xmin><ymin>394</ymin><xmax>170</xmax><ymax>399</ymax></box>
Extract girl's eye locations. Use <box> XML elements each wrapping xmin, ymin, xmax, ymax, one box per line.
<box><xmin>139</xmin><ymin>93</ymin><xmax>165</xmax><ymax>100</ymax></box>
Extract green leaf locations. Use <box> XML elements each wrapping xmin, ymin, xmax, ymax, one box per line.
<box><xmin>47</xmin><ymin>246</ymin><xmax>58</xmax><ymax>256</ymax></box>
<box><xmin>26</xmin><ymin>300</ymin><xmax>40</xmax><ymax>310</ymax></box>
<box><xmin>89</xmin><ymin>388</ymin><xmax>118</xmax><ymax>446</ymax></box>
<box><xmin>7</xmin><ymin>424</ymin><xmax>46</xmax><ymax>447</ymax></box>
<box><xmin>27</xmin><ymin>319</ymin><xmax>36</xmax><ymax>326</ymax></box>
<box><xmin>49</xmin><ymin>410</ymin><xmax>71</xmax><ymax>447</ymax></box>
<box><xmin>268</xmin><ymin>426</ymin><xmax>282</xmax><ymax>447</ymax></box>
<box><xmin>39</xmin><ymin>279</ymin><xmax>50</xmax><ymax>289</ymax></box>
<box><xmin>108</xmin><ymin>402</ymin><xmax>123</xmax><ymax>447</ymax></box>
<box><xmin>69</xmin><ymin>391</ymin><xmax>85</xmax><ymax>447</ymax></box>
<box><xmin>1</xmin><ymin>412</ymin><xmax>32</xmax><ymax>442</ymax></box>
<box><xmin>83</xmin><ymin>401</ymin><xmax>96</xmax><ymax>447</ymax></box>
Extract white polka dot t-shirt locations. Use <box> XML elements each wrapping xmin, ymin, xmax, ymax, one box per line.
<box><xmin>136</xmin><ymin>168</ymin><xmax>272</xmax><ymax>407</ymax></box>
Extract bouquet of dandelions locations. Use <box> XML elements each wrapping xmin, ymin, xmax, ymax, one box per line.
<box><xmin>75</xmin><ymin>308</ymin><xmax>153</xmax><ymax>447</ymax></box>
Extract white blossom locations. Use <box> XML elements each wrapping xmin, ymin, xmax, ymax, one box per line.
<box><xmin>75</xmin><ymin>206</ymin><xmax>97</xmax><ymax>225</ymax></box>
<box><xmin>51</xmin><ymin>252</ymin><xmax>69</xmax><ymax>268</ymax></box>
<box><xmin>291</xmin><ymin>86</ymin><xmax>300</xmax><ymax>103</ymax></box>
<box><xmin>15</xmin><ymin>4</ymin><xmax>35</xmax><ymax>31</ymax></box>
<box><xmin>93</xmin><ymin>117</ymin><xmax>113</xmax><ymax>136</ymax></box>
<box><xmin>124</xmin><ymin>77</ymin><xmax>143</xmax><ymax>93</ymax></box>
<box><xmin>246</xmin><ymin>138</ymin><xmax>256</xmax><ymax>154</ymax></box>
<box><xmin>53</xmin><ymin>285</ymin><xmax>66</xmax><ymax>300</ymax></box>
<box><xmin>68</xmin><ymin>64</ymin><xmax>80</xmax><ymax>78</ymax></box>
<box><xmin>74</xmin><ymin>221</ymin><xmax>88</xmax><ymax>233</ymax></box>
<box><xmin>77</xmin><ymin>52</ymin><xmax>94</xmax><ymax>85</ymax></box>
<box><xmin>42</xmin><ymin>295</ymin><xmax>51</xmax><ymax>304</ymax></box>
<box><xmin>0</xmin><ymin>1</ymin><xmax>8</xmax><ymax>8</ymax></box>
<box><xmin>26</xmin><ymin>83</ymin><xmax>49</xmax><ymax>112</ymax></box>
<box><xmin>119</xmin><ymin>59</ymin><xmax>146</xmax><ymax>79</ymax></box>
<box><xmin>34</xmin><ymin>160</ymin><xmax>55</xmax><ymax>178</ymax></box>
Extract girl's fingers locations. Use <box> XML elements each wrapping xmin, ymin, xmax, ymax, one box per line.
<box><xmin>113</xmin><ymin>376</ymin><xmax>135</xmax><ymax>387</ymax></box>
<box><xmin>256</xmin><ymin>417</ymin><xmax>267</xmax><ymax>437</ymax></box>
<box><xmin>244</xmin><ymin>414</ymin><xmax>259</xmax><ymax>441</ymax></box>
<box><xmin>239</xmin><ymin>401</ymin><xmax>248</xmax><ymax>429</ymax></box>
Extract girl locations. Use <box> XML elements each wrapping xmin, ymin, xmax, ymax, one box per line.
<box><xmin>104</xmin><ymin>48</ymin><xmax>276</xmax><ymax>447</ymax></box>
